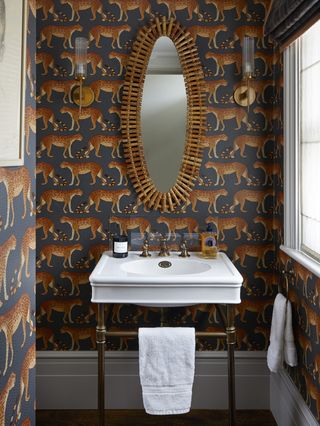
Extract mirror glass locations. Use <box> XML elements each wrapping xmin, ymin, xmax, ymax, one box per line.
<box><xmin>141</xmin><ymin>36</ymin><xmax>187</xmax><ymax>193</ymax></box>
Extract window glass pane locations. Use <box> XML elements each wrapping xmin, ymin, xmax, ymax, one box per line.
<box><xmin>301</xmin><ymin>19</ymin><xmax>320</xmax><ymax>69</ymax></box>
<box><xmin>300</xmin><ymin>19</ymin><xmax>320</xmax><ymax>260</ymax></box>
<box><xmin>301</xmin><ymin>63</ymin><xmax>320</xmax><ymax>142</ymax></box>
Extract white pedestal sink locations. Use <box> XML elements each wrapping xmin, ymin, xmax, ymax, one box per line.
<box><xmin>89</xmin><ymin>251</ymin><xmax>243</xmax><ymax>426</ymax></box>
<box><xmin>90</xmin><ymin>251</ymin><xmax>243</xmax><ymax>307</ymax></box>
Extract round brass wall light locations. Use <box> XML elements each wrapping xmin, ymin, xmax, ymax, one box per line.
<box><xmin>234</xmin><ymin>84</ymin><xmax>256</xmax><ymax>107</ymax></box>
<box><xmin>71</xmin><ymin>85</ymin><xmax>95</xmax><ymax>108</ymax></box>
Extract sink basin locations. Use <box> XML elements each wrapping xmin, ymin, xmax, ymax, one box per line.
<box><xmin>120</xmin><ymin>257</ymin><xmax>211</xmax><ymax>276</ymax></box>
<box><xmin>90</xmin><ymin>251</ymin><xmax>243</xmax><ymax>307</ymax></box>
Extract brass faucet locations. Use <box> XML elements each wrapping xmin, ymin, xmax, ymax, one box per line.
<box><xmin>179</xmin><ymin>239</ymin><xmax>190</xmax><ymax>257</ymax></box>
<box><xmin>140</xmin><ymin>236</ymin><xmax>151</xmax><ymax>257</ymax></box>
<box><xmin>158</xmin><ymin>234</ymin><xmax>170</xmax><ymax>257</ymax></box>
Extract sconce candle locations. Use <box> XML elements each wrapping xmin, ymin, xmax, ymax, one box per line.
<box><xmin>242</xmin><ymin>36</ymin><xmax>255</xmax><ymax>78</ymax></box>
<box><xmin>75</xmin><ymin>37</ymin><xmax>88</xmax><ymax>79</ymax></box>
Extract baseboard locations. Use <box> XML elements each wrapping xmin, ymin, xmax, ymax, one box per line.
<box><xmin>37</xmin><ymin>351</ymin><xmax>269</xmax><ymax>410</ymax></box>
<box><xmin>270</xmin><ymin>369</ymin><xmax>318</xmax><ymax>426</ymax></box>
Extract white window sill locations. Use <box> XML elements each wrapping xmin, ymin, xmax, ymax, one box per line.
<box><xmin>280</xmin><ymin>245</ymin><xmax>320</xmax><ymax>278</ymax></box>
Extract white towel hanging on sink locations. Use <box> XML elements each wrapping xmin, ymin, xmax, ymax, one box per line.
<box><xmin>138</xmin><ymin>327</ymin><xmax>195</xmax><ymax>415</ymax></box>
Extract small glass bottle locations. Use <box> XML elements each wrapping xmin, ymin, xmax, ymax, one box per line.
<box><xmin>201</xmin><ymin>223</ymin><xmax>218</xmax><ymax>259</ymax></box>
<box><xmin>112</xmin><ymin>235</ymin><xmax>128</xmax><ymax>258</ymax></box>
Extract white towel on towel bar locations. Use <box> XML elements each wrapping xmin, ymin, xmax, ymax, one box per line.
<box><xmin>139</xmin><ymin>327</ymin><xmax>195</xmax><ymax>415</ymax></box>
<box><xmin>284</xmin><ymin>300</ymin><xmax>298</xmax><ymax>367</ymax></box>
<box><xmin>267</xmin><ymin>293</ymin><xmax>298</xmax><ymax>372</ymax></box>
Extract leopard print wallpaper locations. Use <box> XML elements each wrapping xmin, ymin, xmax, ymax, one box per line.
<box><xmin>0</xmin><ymin>1</ymin><xmax>36</xmax><ymax>425</ymax></box>
<box><xmin>34</xmin><ymin>0</ymin><xmax>320</xmax><ymax>421</ymax></box>
<box><xmin>35</xmin><ymin>0</ymin><xmax>281</xmax><ymax>351</ymax></box>
<box><xmin>278</xmin><ymin>251</ymin><xmax>320</xmax><ymax>421</ymax></box>
<box><xmin>273</xmin><ymin>51</ymin><xmax>320</xmax><ymax>423</ymax></box>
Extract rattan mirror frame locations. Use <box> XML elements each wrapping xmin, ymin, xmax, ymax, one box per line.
<box><xmin>121</xmin><ymin>17</ymin><xmax>206</xmax><ymax>212</ymax></box>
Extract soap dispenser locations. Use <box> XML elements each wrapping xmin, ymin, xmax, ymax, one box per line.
<box><xmin>201</xmin><ymin>223</ymin><xmax>218</xmax><ymax>259</ymax></box>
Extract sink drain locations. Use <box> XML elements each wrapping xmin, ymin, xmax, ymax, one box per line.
<box><xmin>158</xmin><ymin>261</ymin><xmax>172</xmax><ymax>268</ymax></box>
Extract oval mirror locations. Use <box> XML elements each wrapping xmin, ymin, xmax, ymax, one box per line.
<box><xmin>122</xmin><ymin>17</ymin><xmax>206</xmax><ymax>212</ymax></box>
<box><xmin>141</xmin><ymin>36</ymin><xmax>187</xmax><ymax>193</ymax></box>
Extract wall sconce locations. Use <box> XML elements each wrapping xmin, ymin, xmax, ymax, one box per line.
<box><xmin>71</xmin><ymin>37</ymin><xmax>94</xmax><ymax>111</ymax></box>
<box><xmin>234</xmin><ymin>36</ymin><xmax>256</xmax><ymax>108</ymax></box>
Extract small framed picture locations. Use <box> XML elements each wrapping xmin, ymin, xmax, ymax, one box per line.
<box><xmin>0</xmin><ymin>0</ymin><xmax>27</xmax><ymax>166</ymax></box>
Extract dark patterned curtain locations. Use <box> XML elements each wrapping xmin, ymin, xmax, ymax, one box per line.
<box><xmin>264</xmin><ymin>0</ymin><xmax>320</xmax><ymax>46</ymax></box>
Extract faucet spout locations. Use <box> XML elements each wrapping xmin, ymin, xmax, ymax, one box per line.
<box><xmin>158</xmin><ymin>234</ymin><xmax>170</xmax><ymax>257</ymax></box>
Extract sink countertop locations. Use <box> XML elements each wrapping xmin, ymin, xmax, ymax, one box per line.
<box><xmin>90</xmin><ymin>251</ymin><xmax>243</xmax><ymax>306</ymax></box>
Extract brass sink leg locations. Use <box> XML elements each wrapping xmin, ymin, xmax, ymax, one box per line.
<box><xmin>97</xmin><ymin>303</ymin><xmax>106</xmax><ymax>426</ymax></box>
<box><xmin>226</xmin><ymin>304</ymin><xmax>236</xmax><ymax>426</ymax></box>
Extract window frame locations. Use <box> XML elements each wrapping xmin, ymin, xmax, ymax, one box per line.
<box><xmin>281</xmin><ymin>35</ymin><xmax>320</xmax><ymax>278</ymax></box>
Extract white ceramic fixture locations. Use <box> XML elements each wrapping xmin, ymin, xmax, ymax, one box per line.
<box><xmin>90</xmin><ymin>252</ymin><xmax>243</xmax><ymax>307</ymax></box>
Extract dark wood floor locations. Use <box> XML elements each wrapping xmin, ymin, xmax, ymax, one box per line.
<box><xmin>36</xmin><ymin>410</ymin><xmax>277</xmax><ymax>425</ymax></box>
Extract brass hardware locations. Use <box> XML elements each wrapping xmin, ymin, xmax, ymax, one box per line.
<box><xmin>179</xmin><ymin>239</ymin><xmax>190</xmax><ymax>257</ymax></box>
<box><xmin>158</xmin><ymin>234</ymin><xmax>170</xmax><ymax>257</ymax></box>
<box><xmin>280</xmin><ymin>269</ymin><xmax>295</xmax><ymax>296</ymax></box>
<box><xmin>233</xmin><ymin>84</ymin><xmax>256</xmax><ymax>107</ymax></box>
<box><xmin>226</xmin><ymin>304</ymin><xmax>236</xmax><ymax>426</ymax></box>
<box><xmin>96</xmin><ymin>328</ymin><xmax>106</xmax><ymax>343</ymax></box>
<box><xmin>105</xmin><ymin>330</ymin><xmax>227</xmax><ymax>338</ymax></box>
<box><xmin>158</xmin><ymin>260</ymin><xmax>172</xmax><ymax>268</ymax></box>
<box><xmin>281</xmin><ymin>269</ymin><xmax>295</xmax><ymax>277</ymax></box>
<box><xmin>140</xmin><ymin>237</ymin><xmax>151</xmax><ymax>257</ymax></box>
<box><xmin>71</xmin><ymin>84</ymin><xmax>95</xmax><ymax>108</ymax></box>
<box><xmin>72</xmin><ymin>38</ymin><xmax>94</xmax><ymax>112</ymax></box>
<box><xmin>96</xmin><ymin>302</ymin><xmax>237</xmax><ymax>426</ymax></box>
<box><xmin>226</xmin><ymin>326</ymin><xmax>236</xmax><ymax>345</ymax></box>
<box><xmin>234</xmin><ymin>35</ymin><xmax>256</xmax><ymax>112</ymax></box>
<box><xmin>96</xmin><ymin>304</ymin><xmax>106</xmax><ymax>426</ymax></box>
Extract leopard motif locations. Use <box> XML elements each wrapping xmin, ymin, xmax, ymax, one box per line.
<box><xmin>60</xmin><ymin>216</ymin><xmax>107</xmax><ymax>241</ymax></box>
<box><xmin>60</xmin><ymin>106</ymin><xmax>107</xmax><ymax>131</ymax></box>
<box><xmin>60</xmin><ymin>0</ymin><xmax>105</xmax><ymax>21</ymax></box>
<box><xmin>38</xmin><ymin>243</ymin><xmax>83</xmax><ymax>268</ymax></box>
<box><xmin>0</xmin><ymin>235</ymin><xmax>16</xmax><ymax>306</ymax></box>
<box><xmin>88</xmin><ymin>189</ymin><xmax>131</xmax><ymax>213</ymax></box>
<box><xmin>38</xmin><ymin>189</ymin><xmax>83</xmax><ymax>213</ymax></box>
<box><xmin>60</xmin><ymin>271</ymin><xmax>90</xmax><ymax>296</ymax></box>
<box><xmin>60</xmin><ymin>161</ymin><xmax>106</xmax><ymax>186</ymax></box>
<box><xmin>88</xmin><ymin>24</ymin><xmax>131</xmax><ymax>49</ymax></box>
<box><xmin>189</xmin><ymin>189</ymin><xmax>228</xmax><ymax>213</ymax></box>
<box><xmin>157</xmin><ymin>216</ymin><xmax>198</xmax><ymax>240</ymax></box>
<box><xmin>38</xmin><ymin>134</ymin><xmax>83</xmax><ymax>158</ymax></box>
<box><xmin>37</xmin><ymin>24</ymin><xmax>83</xmax><ymax>49</ymax></box>
<box><xmin>0</xmin><ymin>167</ymin><xmax>33</xmax><ymax>229</ymax></box>
<box><xmin>110</xmin><ymin>0</ymin><xmax>150</xmax><ymax>21</ymax></box>
<box><xmin>155</xmin><ymin>0</ymin><xmax>199</xmax><ymax>20</ymax></box>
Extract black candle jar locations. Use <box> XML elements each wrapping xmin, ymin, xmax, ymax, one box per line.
<box><xmin>112</xmin><ymin>235</ymin><xmax>128</xmax><ymax>258</ymax></box>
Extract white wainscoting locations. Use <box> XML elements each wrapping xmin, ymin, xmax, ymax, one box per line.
<box><xmin>270</xmin><ymin>369</ymin><xmax>318</xmax><ymax>426</ymax></box>
<box><xmin>37</xmin><ymin>351</ymin><xmax>269</xmax><ymax>410</ymax></box>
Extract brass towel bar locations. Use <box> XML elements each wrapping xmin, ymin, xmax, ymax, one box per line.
<box><xmin>106</xmin><ymin>331</ymin><xmax>227</xmax><ymax>338</ymax></box>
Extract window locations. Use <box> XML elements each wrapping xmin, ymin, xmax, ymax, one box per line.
<box><xmin>283</xmin><ymin>19</ymin><xmax>320</xmax><ymax>275</ymax></box>
<box><xmin>300</xmin><ymin>20</ymin><xmax>320</xmax><ymax>261</ymax></box>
